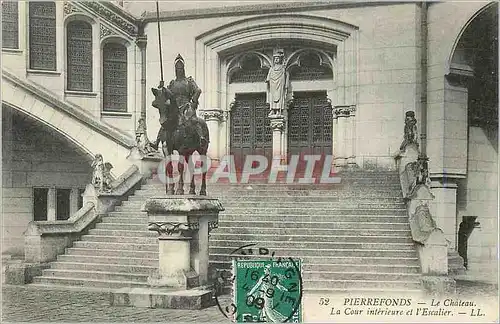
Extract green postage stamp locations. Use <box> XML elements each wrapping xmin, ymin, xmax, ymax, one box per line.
<box><xmin>233</xmin><ymin>259</ymin><xmax>302</xmax><ymax>322</ymax></box>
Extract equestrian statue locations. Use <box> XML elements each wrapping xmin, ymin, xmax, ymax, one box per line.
<box><xmin>150</xmin><ymin>54</ymin><xmax>210</xmax><ymax>196</ymax></box>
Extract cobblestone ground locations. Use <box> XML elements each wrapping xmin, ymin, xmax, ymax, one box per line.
<box><xmin>2</xmin><ymin>281</ymin><xmax>498</xmax><ymax>322</ymax></box>
<box><xmin>1</xmin><ymin>285</ymin><xmax>232</xmax><ymax>322</ymax></box>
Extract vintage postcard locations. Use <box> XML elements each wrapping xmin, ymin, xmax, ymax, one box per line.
<box><xmin>1</xmin><ymin>0</ymin><xmax>498</xmax><ymax>323</ymax></box>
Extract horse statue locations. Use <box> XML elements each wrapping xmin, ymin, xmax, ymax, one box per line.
<box><xmin>151</xmin><ymin>86</ymin><xmax>210</xmax><ymax>196</ymax></box>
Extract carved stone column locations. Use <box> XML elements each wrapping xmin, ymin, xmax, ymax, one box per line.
<box><xmin>269</xmin><ymin>115</ymin><xmax>286</xmax><ymax>164</ymax></box>
<box><xmin>333</xmin><ymin>107</ymin><xmax>350</xmax><ymax>167</ymax></box>
<box><xmin>142</xmin><ymin>197</ymin><xmax>223</xmax><ymax>288</ymax></box>
<box><xmin>135</xmin><ymin>36</ymin><xmax>148</xmax><ymax>121</ymax></box>
<box><xmin>202</xmin><ymin>109</ymin><xmax>223</xmax><ymax>162</ymax></box>
<box><xmin>347</xmin><ymin>105</ymin><xmax>357</xmax><ymax>167</ymax></box>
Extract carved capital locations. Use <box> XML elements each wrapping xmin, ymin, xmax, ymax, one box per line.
<box><xmin>148</xmin><ymin>222</ymin><xmax>199</xmax><ymax>237</ymax></box>
<box><xmin>333</xmin><ymin>106</ymin><xmax>350</xmax><ymax>118</ymax></box>
<box><xmin>135</xmin><ymin>36</ymin><xmax>147</xmax><ymax>49</ymax></box>
<box><xmin>269</xmin><ymin>116</ymin><xmax>285</xmax><ymax>131</ymax></box>
<box><xmin>202</xmin><ymin>109</ymin><xmax>224</xmax><ymax>122</ymax></box>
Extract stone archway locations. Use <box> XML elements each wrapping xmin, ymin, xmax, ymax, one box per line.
<box><xmin>195</xmin><ymin>14</ymin><xmax>359</xmax><ymax>164</ymax></box>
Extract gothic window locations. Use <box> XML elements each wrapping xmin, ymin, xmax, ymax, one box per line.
<box><xmin>29</xmin><ymin>2</ymin><xmax>56</xmax><ymax>70</ymax></box>
<box><xmin>229</xmin><ymin>55</ymin><xmax>269</xmax><ymax>83</ymax></box>
<box><xmin>289</xmin><ymin>52</ymin><xmax>333</xmax><ymax>81</ymax></box>
<box><xmin>2</xmin><ymin>1</ymin><xmax>19</xmax><ymax>49</ymax></box>
<box><xmin>67</xmin><ymin>21</ymin><xmax>93</xmax><ymax>92</ymax></box>
<box><xmin>102</xmin><ymin>43</ymin><xmax>128</xmax><ymax>112</ymax></box>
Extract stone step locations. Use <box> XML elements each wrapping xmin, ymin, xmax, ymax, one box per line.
<box><xmin>115</xmin><ymin>205</ymin><xmax>407</xmax><ymax>216</ymax></box>
<box><xmin>95</xmin><ymin>223</ymin><xmax>149</xmax><ymax>231</ymax></box>
<box><xmin>107</xmin><ymin>211</ymin><xmax>147</xmax><ymax>216</ymax></box>
<box><xmin>49</xmin><ymin>262</ymin><xmax>156</xmax><ymax>274</ymax></box>
<box><xmin>71</xmin><ymin>241</ymin><xmax>158</xmax><ymax>252</ymax></box>
<box><xmin>100</xmin><ymin>217</ymin><xmax>148</xmax><ymax>225</ymax></box>
<box><xmin>32</xmin><ymin>276</ymin><xmax>148</xmax><ymax>288</ymax></box>
<box><xmin>302</xmin><ymin>271</ymin><xmax>421</xmax><ymax>281</ymax></box>
<box><xmin>134</xmin><ymin>189</ymin><xmax>403</xmax><ymax>198</ymax></box>
<box><xmin>127</xmin><ymin>195</ymin><xmax>404</xmax><ymax>203</ymax></box>
<box><xmin>210</xmin><ymin>239</ymin><xmax>415</xmax><ymax>250</ymax></box>
<box><xmin>216</xmin><ymin>202</ymin><xmax>405</xmax><ymax>209</ymax></box>
<box><xmin>80</xmin><ymin>235</ymin><xmax>157</xmax><ymax>244</ymax></box>
<box><xmin>303</xmin><ymin>264</ymin><xmax>420</xmax><ymax>274</ymax></box>
<box><xmin>65</xmin><ymin>247</ymin><xmax>158</xmax><ymax>258</ymax></box>
<box><xmin>302</xmin><ymin>287</ymin><xmax>424</xmax><ymax>294</ymax></box>
<box><xmin>88</xmin><ymin>229</ymin><xmax>157</xmax><ymax>237</ymax></box>
<box><xmin>57</xmin><ymin>254</ymin><xmax>158</xmax><ymax>266</ymax></box>
<box><xmin>214</xmin><ymin>226</ymin><xmax>411</xmax><ymax>236</ymax></box>
<box><xmin>209</xmin><ymin>233</ymin><xmax>413</xmax><ymax>244</ymax></box>
<box><xmin>209</xmin><ymin>255</ymin><xmax>419</xmax><ymax>266</ymax></box>
<box><xmin>214</xmin><ymin>220</ymin><xmax>410</xmax><ymax>230</ymax></box>
<box><xmin>218</xmin><ymin>214</ymin><xmax>409</xmax><ymax>223</ymax></box>
<box><xmin>303</xmin><ymin>279</ymin><xmax>421</xmax><ymax>290</ymax></box>
<box><xmin>209</xmin><ymin>247</ymin><xmax>417</xmax><ymax>258</ymax></box>
<box><xmin>41</xmin><ymin>269</ymin><xmax>149</xmax><ymax>282</ymax></box>
<box><xmin>140</xmin><ymin>184</ymin><xmax>403</xmax><ymax>192</ymax></box>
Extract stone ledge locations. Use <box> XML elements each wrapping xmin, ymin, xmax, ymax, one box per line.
<box><xmin>142</xmin><ymin>197</ymin><xmax>225</xmax><ymax>213</ymax></box>
<box><xmin>4</xmin><ymin>262</ymin><xmax>51</xmax><ymax>285</ymax></box>
<box><xmin>109</xmin><ymin>287</ymin><xmax>214</xmax><ymax>310</ymax></box>
<box><xmin>421</xmin><ymin>276</ymin><xmax>457</xmax><ymax>296</ymax></box>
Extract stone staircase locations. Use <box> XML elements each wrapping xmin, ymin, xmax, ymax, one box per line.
<box><xmin>31</xmin><ymin>170</ymin><xmax>422</xmax><ymax>292</ymax></box>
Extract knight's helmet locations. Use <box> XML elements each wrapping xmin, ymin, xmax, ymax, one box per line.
<box><xmin>272</xmin><ymin>48</ymin><xmax>285</xmax><ymax>65</ymax></box>
<box><xmin>174</xmin><ymin>54</ymin><xmax>186</xmax><ymax>78</ymax></box>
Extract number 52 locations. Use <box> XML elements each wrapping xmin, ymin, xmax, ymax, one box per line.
<box><xmin>319</xmin><ymin>297</ymin><xmax>330</xmax><ymax>306</ymax></box>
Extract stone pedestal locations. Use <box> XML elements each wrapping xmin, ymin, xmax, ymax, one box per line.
<box><xmin>143</xmin><ymin>197</ymin><xmax>223</xmax><ymax>289</ymax></box>
<box><xmin>269</xmin><ymin>115</ymin><xmax>286</xmax><ymax>165</ymax></box>
<box><xmin>111</xmin><ymin>197</ymin><xmax>223</xmax><ymax>310</ymax></box>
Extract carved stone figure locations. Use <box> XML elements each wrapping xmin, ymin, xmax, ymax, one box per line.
<box><xmin>400</xmin><ymin>111</ymin><xmax>419</xmax><ymax>151</ymax></box>
<box><xmin>266</xmin><ymin>48</ymin><xmax>288</xmax><ymax>116</ymax></box>
<box><xmin>151</xmin><ymin>54</ymin><xmax>207</xmax><ymax>150</ymax></box>
<box><xmin>135</xmin><ymin>118</ymin><xmax>156</xmax><ymax>155</ymax></box>
<box><xmin>91</xmin><ymin>154</ymin><xmax>113</xmax><ymax>192</ymax></box>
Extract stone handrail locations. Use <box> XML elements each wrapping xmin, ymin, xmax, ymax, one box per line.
<box><xmin>24</xmin><ymin>165</ymin><xmax>144</xmax><ymax>263</ymax></box>
<box><xmin>395</xmin><ymin>144</ymin><xmax>449</xmax><ymax>276</ymax></box>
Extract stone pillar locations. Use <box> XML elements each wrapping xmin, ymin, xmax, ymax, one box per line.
<box><xmin>430</xmin><ymin>178</ymin><xmax>458</xmax><ymax>250</ymax></box>
<box><xmin>269</xmin><ymin>115</ymin><xmax>286</xmax><ymax>165</ymax></box>
<box><xmin>47</xmin><ymin>188</ymin><xmax>56</xmax><ymax>221</ymax></box>
<box><xmin>333</xmin><ymin>107</ymin><xmax>349</xmax><ymax>167</ymax></box>
<box><xmin>69</xmin><ymin>188</ymin><xmax>80</xmax><ymax>216</ymax></box>
<box><xmin>136</xmin><ymin>36</ymin><xmax>148</xmax><ymax>121</ymax></box>
<box><xmin>331</xmin><ymin>109</ymin><xmax>338</xmax><ymax>166</ymax></box>
<box><xmin>348</xmin><ymin>106</ymin><xmax>357</xmax><ymax>167</ymax></box>
<box><xmin>142</xmin><ymin>197</ymin><xmax>223</xmax><ymax>288</ymax></box>
<box><xmin>202</xmin><ymin>109</ymin><xmax>223</xmax><ymax>162</ymax></box>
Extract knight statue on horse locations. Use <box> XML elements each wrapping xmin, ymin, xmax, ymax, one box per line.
<box><xmin>150</xmin><ymin>54</ymin><xmax>210</xmax><ymax>196</ymax></box>
<box><xmin>151</xmin><ymin>54</ymin><xmax>207</xmax><ymax>150</ymax></box>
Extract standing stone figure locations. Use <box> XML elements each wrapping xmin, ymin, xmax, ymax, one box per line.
<box><xmin>135</xmin><ymin>118</ymin><xmax>156</xmax><ymax>155</ymax></box>
<box><xmin>91</xmin><ymin>154</ymin><xmax>113</xmax><ymax>192</ymax></box>
<box><xmin>266</xmin><ymin>48</ymin><xmax>288</xmax><ymax>116</ymax></box>
<box><xmin>400</xmin><ymin>111</ymin><xmax>419</xmax><ymax>151</ymax></box>
<box><xmin>151</xmin><ymin>54</ymin><xmax>206</xmax><ymax>149</ymax></box>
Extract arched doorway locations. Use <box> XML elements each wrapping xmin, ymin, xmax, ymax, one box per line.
<box><xmin>450</xmin><ymin>3</ymin><xmax>498</xmax><ymax>275</ymax></box>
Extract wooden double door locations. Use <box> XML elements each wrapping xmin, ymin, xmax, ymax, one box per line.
<box><xmin>229</xmin><ymin>91</ymin><xmax>332</xmax><ymax>173</ymax></box>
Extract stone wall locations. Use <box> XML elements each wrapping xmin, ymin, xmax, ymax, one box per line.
<box><xmin>458</xmin><ymin>124</ymin><xmax>498</xmax><ymax>275</ymax></box>
<box><xmin>2</xmin><ymin>108</ymin><xmax>92</xmax><ymax>256</ymax></box>
<box><xmin>144</xmin><ymin>3</ymin><xmax>422</xmax><ymax>170</ymax></box>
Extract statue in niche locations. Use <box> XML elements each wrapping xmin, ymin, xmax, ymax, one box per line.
<box><xmin>399</xmin><ymin>111</ymin><xmax>419</xmax><ymax>151</ymax></box>
<box><xmin>266</xmin><ymin>48</ymin><xmax>289</xmax><ymax>116</ymax></box>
